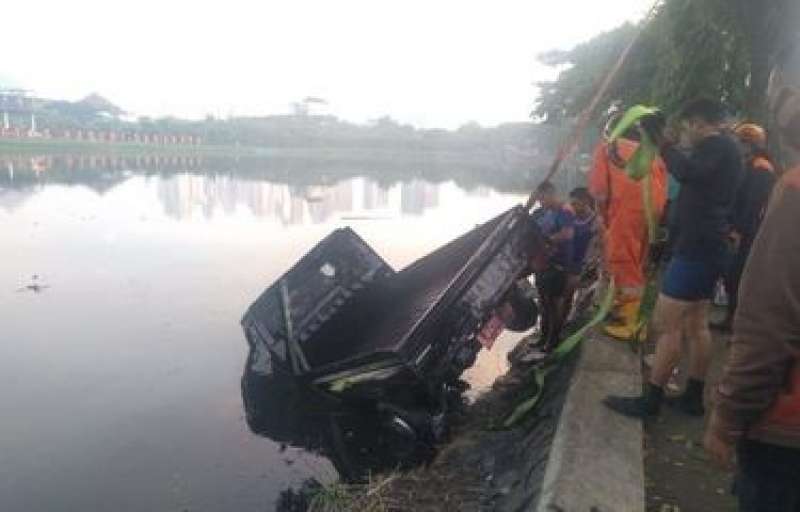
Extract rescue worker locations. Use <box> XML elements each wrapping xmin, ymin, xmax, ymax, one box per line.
<box><xmin>589</xmin><ymin>115</ymin><xmax>667</xmax><ymax>340</ymax></box>
<box><xmin>604</xmin><ymin>97</ymin><xmax>744</xmax><ymax>418</ymax></box>
<box><xmin>710</xmin><ymin>123</ymin><xmax>777</xmax><ymax>332</ymax></box>
<box><xmin>704</xmin><ymin>42</ymin><xmax>800</xmax><ymax>512</ymax></box>
<box><xmin>531</xmin><ymin>181</ymin><xmax>575</xmax><ymax>352</ymax></box>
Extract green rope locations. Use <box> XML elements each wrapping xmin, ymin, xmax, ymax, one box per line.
<box><xmin>502</xmin><ymin>280</ymin><xmax>616</xmax><ymax>428</ymax></box>
<box><xmin>607</xmin><ymin>104</ymin><xmax>662</xmax><ymax>244</ymax></box>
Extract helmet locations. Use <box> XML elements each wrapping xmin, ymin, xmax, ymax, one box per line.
<box><xmin>768</xmin><ymin>41</ymin><xmax>800</xmax><ymax>151</ymax></box>
<box><xmin>734</xmin><ymin>122</ymin><xmax>767</xmax><ymax>148</ymax></box>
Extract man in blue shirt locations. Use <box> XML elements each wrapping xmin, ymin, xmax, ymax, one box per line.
<box><xmin>568</xmin><ymin>187</ymin><xmax>601</xmax><ymax>280</ymax></box>
<box><xmin>531</xmin><ymin>181</ymin><xmax>575</xmax><ymax>352</ymax></box>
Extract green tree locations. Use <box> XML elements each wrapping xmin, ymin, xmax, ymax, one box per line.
<box><xmin>535</xmin><ymin>0</ymin><xmax>795</xmax><ymax>123</ymax></box>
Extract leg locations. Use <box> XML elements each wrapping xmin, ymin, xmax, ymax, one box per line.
<box><xmin>685</xmin><ymin>300</ymin><xmax>712</xmax><ymax>381</ymax></box>
<box><xmin>736</xmin><ymin>440</ymin><xmax>800</xmax><ymax>512</ymax></box>
<box><xmin>604</xmin><ymin>293</ymin><xmax>689</xmax><ymax>418</ymax></box>
<box><xmin>536</xmin><ymin>287</ymin><xmax>553</xmax><ymax>348</ymax></box>
<box><xmin>603</xmin><ymin>219</ymin><xmax>646</xmax><ymax>335</ymax></box>
<box><xmin>663</xmin><ymin>299</ymin><xmax>711</xmax><ymax>415</ymax></box>
<box><xmin>649</xmin><ymin>294</ymin><xmax>689</xmax><ymax>386</ymax></box>
<box><xmin>537</xmin><ymin>268</ymin><xmax>567</xmax><ymax>351</ymax></box>
<box><xmin>542</xmin><ymin>295</ymin><xmax>554</xmax><ymax>346</ymax></box>
<box><xmin>561</xmin><ymin>274</ymin><xmax>579</xmax><ymax>325</ymax></box>
<box><xmin>546</xmin><ymin>295</ymin><xmax>566</xmax><ymax>350</ymax></box>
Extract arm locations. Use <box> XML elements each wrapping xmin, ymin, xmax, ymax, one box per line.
<box><xmin>588</xmin><ymin>144</ymin><xmax>610</xmax><ymax>225</ymax></box>
<box><xmin>550</xmin><ymin>209</ymin><xmax>575</xmax><ymax>243</ymax></box>
<box><xmin>550</xmin><ymin>226</ymin><xmax>575</xmax><ymax>242</ymax></box>
<box><xmin>660</xmin><ymin>139</ymin><xmax>724</xmax><ymax>183</ymax></box>
<box><xmin>708</xmin><ymin>181</ymin><xmax>800</xmax><ymax>446</ymax></box>
<box><xmin>732</xmin><ymin>169</ymin><xmax>776</xmax><ymax>239</ymax></box>
<box><xmin>750</xmin><ymin>168</ymin><xmax>778</xmax><ymax>228</ymax></box>
<box><xmin>729</xmin><ymin>177</ymin><xmax>749</xmax><ymax>238</ymax></box>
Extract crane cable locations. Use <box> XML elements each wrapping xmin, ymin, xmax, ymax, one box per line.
<box><xmin>525</xmin><ymin>0</ymin><xmax>664</xmax><ymax>209</ymax></box>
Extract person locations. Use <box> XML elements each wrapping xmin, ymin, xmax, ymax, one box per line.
<box><xmin>662</xmin><ymin>173</ymin><xmax>681</xmax><ymax>260</ymax></box>
<box><xmin>531</xmin><ymin>181</ymin><xmax>575</xmax><ymax>352</ymax></box>
<box><xmin>562</xmin><ymin>187</ymin><xmax>601</xmax><ymax>324</ymax></box>
<box><xmin>703</xmin><ymin>42</ymin><xmax>800</xmax><ymax>512</ymax></box>
<box><xmin>710</xmin><ymin>122</ymin><xmax>777</xmax><ymax>332</ymax></box>
<box><xmin>568</xmin><ymin>186</ymin><xmax>601</xmax><ymax>286</ymax></box>
<box><xmin>604</xmin><ymin>97</ymin><xmax>744</xmax><ymax>418</ymax></box>
<box><xmin>589</xmin><ymin>117</ymin><xmax>667</xmax><ymax>341</ymax></box>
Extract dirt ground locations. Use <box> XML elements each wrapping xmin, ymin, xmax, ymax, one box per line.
<box><xmin>644</xmin><ymin>309</ymin><xmax>739</xmax><ymax>512</ymax></box>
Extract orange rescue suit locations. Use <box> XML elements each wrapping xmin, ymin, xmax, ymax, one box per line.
<box><xmin>589</xmin><ymin>139</ymin><xmax>667</xmax><ymax>293</ymax></box>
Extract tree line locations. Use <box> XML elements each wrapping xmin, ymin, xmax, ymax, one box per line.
<box><xmin>534</xmin><ymin>0</ymin><xmax>799</xmax><ymax>124</ymax></box>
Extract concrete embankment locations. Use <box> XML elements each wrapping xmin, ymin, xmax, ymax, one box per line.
<box><xmin>534</xmin><ymin>336</ymin><xmax>644</xmax><ymax>512</ymax></box>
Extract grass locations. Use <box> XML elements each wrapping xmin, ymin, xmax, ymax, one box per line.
<box><xmin>308</xmin><ymin>474</ymin><xmax>399</xmax><ymax>512</ymax></box>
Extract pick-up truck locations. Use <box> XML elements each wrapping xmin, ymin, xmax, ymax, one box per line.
<box><xmin>242</xmin><ymin>206</ymin><xmax>547</xmax><ymax>441</ymax></box>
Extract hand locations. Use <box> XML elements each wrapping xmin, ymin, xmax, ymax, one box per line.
<box><xmin>703</xmin><ymin>427</ymin><xmax>735</xmax><ymax>470</ymax></box>
<box><xmin>640</xmin><ymin>112</ymin><xmax>667</xmax><ymax>145</ymax></box>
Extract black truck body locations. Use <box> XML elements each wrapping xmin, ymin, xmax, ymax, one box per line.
<box><xmin>242</xmin><ymin>206</ymin><xmax>545</xmax><ymax>425</ymax></box>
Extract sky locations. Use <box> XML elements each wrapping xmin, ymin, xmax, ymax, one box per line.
<box><xmin>4</xmin><ymin>0</ymin><xmax>649</xmax><ymax>129</ymax></box>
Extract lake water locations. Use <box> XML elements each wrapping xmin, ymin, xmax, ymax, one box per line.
<box><xmin>0</xmin><ymin>158</ymin><xmax>528</xmax><ymax>511</ymax></box>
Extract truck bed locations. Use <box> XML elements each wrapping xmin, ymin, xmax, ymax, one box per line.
<box><xmin>301</xmin><ymin>213</ymin><xmax>505</xmax><ymax>369</ymax></box>
<box><xmin>242</xmin><ymin>205</ymin><xmax>541</xmax><ymax>389</ymax></box>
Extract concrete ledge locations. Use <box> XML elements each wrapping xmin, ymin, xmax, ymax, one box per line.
<box><xmin>536</xmin><ymin>336</ymin><xmax>645</xmax><ymax>512</ymax></box>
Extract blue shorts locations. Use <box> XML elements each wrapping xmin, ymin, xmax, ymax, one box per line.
<box><xmin>662</xmin><ymin>256</ymin><xmax>723</xmax><ymax>301</ymax></box>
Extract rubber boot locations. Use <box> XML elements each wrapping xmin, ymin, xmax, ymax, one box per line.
<box><xmin>604</xmin><ymin>300</ymin><xmax>644</xmax><ymax>341</ymax></box>
<box><xmin>665</xmin><ymin>378</ymin><xmax>706</xmax><ymax>417</ymax></box>
<box><xmin>604</xmin><ymin>383</ymin><xmax>664</xmax><ymax>418</ymax></box>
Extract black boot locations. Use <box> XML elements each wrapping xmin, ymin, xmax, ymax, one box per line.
<box><xmin>604</xmin><ymin>383</ymin><xmax>664</xmax><ymax>418</ymax></box>
<box><xmin>666</xmin><ymin>378</ymin><xmax>706</xmax><ymax>417</ymax></box>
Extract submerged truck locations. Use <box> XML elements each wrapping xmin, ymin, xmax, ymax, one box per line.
<box><xmin>241</xmin><ymin>205</ymin><xmax>546</xmax><ymax>439</ymax></box>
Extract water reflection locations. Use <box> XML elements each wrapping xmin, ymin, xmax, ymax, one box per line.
<box><xmin>1</xmin><ymin>154</ymin><xmax>449</xmax><ymax>224</ymax></box>
<box><xmin>154</xmin><ymin>175</ymin><xmax>442</xmax><ymax>225</ymax></box>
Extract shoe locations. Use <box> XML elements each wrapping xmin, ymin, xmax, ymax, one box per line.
<box><xmin>604</xmin><ymin>322</ymin><xmax>647</xmax><ymax>342</ymax></box>
<box><xmin>664</xmin><ymin>378</ymin><xmax>706</xmax><ymax>417</ymax></box>
<box><xmin>603</xmin><ymin>395</ymin><xmax>660</xmax><ymax>418</ymax></box>
<box><xmin>664</xmin><ymin>395</ymin><xmax>705</xmax><ymax>417</ymax></box>
<box><xmin>603</xmin><ymin>383</ymin><xmax>664</xmax><ymax>419</ymax></box>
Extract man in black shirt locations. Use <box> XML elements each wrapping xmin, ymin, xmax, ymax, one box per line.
<box><xmin>605</xmin><ymin>98</ymin><xmax>744</xmax><ymax>418</ymax></box>
<box><xmin>711</xmin><ymin>123</ymin><xmax>777</xmax><ymax>332</ymax></box>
